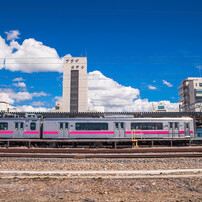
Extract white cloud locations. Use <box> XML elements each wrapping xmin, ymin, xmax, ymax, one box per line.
<box><xmin>13</xmin><ymin>77</ymin><xmax>24</xmax><ymax>82</ymax></box>
<box><xmin>54</xmin><ymin>96</ymin><xmax>62</xmax><ymax>101</ymax></box>
<box><xmin>0</xmin><ymin>36</ymin><xmax>12</xmax><ymax>69</ymax></box>
<box><xmin>88</xmin><ymin>71</ymin><xmax>140</xmax><ymax>112</ymax></box>
<box><xmin>32</xmin><ymin>101</ymin><xmax>45</xmax><ymax>107</ymax></box>
<box><xmin>0</xmin><ymin>31</ymin><xmax>66</xmax><ymax>73</ymax></box>
<box><xmin>32</xmin><ymin>92</ymin><xmax>49</xmax><ymax>97</ymax></box>
<box><xmin>162</xmin><ymin>80</ymin><xmax>173</xmax><ymax>87</ymax></box>
<box><xmin>5</xmin><ymin>38</ymin><xmax>63</xmax><ymax>73</ymax></box>
<box><xmin>14</xmin><ymin>105</ymin><xmax>53</xmax><ymax>112</ymax></box>
<box><xmin>5</xmin><ymin>30</ymin><xmax>20</xmax><ymax>41</ymax></box>
<box><xmin>13</xmin><ymin>82</ymin><xmax>26</xmax><ymax>88</ymax></box>
<box><xmin>0</xmin><ymin>89</ymin><xmax>49</xmax><ymax>103</ymax></box>
<box><xmin>148</xmin><ymin>85</ymin><xmax>157</xmax><ymax>90</ymax></box>
<box><xmin>88</xmin><ymin>71</ymin><xmax>179</xmax><ymax>112</ymax></box>
<box><xmin>0</xmin><ymin>92</ymin><xmax>15</xmax><ymax>104</ymax></box>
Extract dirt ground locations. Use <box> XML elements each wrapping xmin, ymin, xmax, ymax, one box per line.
<box><xmin>0</xmin><ymin>157</ymin><xmax>201</xmax><ymax>201</ymax></box>
<box><xmin>0</xmin><ymin>177</ymin><xmax>201</xmax><ymax>202</ymax></box>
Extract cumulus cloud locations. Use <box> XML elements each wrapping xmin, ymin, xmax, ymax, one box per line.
<box><xmin>13</xmin><ymin>82</ymin><xmax>26</xmax><ymax>88</ymax></box>
<box><xmin>148</xmin><ymin>85</ymin><xmax>156</xmax><ymax>90</ymax></box>
<box><xmin>0</xmin><ymin>92</ymin><xmax>15</xmax><ymax>104</ymax></box>
<box><xmin>0</xmin><ymin>36</ymin><xmax>12</xmax><ymax>69</ymax></box>
<box><xmin>162</xmin><ymin>80</ymin><xmax>173</xmax><ymax>87</ymax></box>
<box><xmin>88</xmin><ymin>71</ymin><xmax>179</xmax><ymax>112</ymax></box>
<box><xmin>5</xmin><ymin>38</ymin><xmax>63</xmax><ymax>73</ymax></box>
<box><xmin>54</xmin><ymin>96</ymin><xmax>62</xmax><ymax>101</ymax></box>
<box><xmin>5</xmin><ymin>30</ymin><xmax>20</xmax><ymax>41</ymax></box>
<box><xmin>31</xmin><ymin>101</ymin><xmax>45</xmax><ymax>107</ymax></box>
<box><xmin>0</xmin><ymin>30</ymin><xmax>66</xmax><ymax>73</ymax></box>
<box><xmin>12</xmin><ymin>77</ymin><xmax>24</xmax><ymax>82</ymax></box>
<box><xmin>88</xmin><ymin>71</ymin><xmax>140</xmax><ymax>111</ymax></box>
<box><xmin>0</xmin><ymin>89</ymin><xmax>49</xmax><ymax>103</ymax></box>
<box><xmin>14</xmin><ymin>105</ymin><xmax>53</xmax><ymax>112</ymax></box>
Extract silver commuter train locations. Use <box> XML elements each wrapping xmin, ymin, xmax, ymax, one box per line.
<box><xmin>0</xmin><ymin>117</ymin><xmax>195</xmax><ymax>139</ymax></box>
<box><xmin>43</xmin><ymin>117</ymin><xmax>195</xmax><ymax>139</ymax></box>
<box><xmin>0</xmin><ymin>118</ymin><xmax>40</xmax><ymax>139</ymax></box>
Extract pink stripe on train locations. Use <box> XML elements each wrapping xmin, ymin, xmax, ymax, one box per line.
<box><xmin>70</xmin><ymin>131</ymin><xmax>114</xmax><ymax>135</ymax></box>
<box><xmin>180</xmin><ymin>131</ymin><xmax>193</xmax><ymax>134</ymax></box>
<box><xmin>0</xmin><ymin>131</ymin><xmax>13</xmax><ymax>134</ymax></box>
<box><xmin>24</xmin><ymin>131</ymin><xmax>39</xmax><ymax>134</ymax></box>
<box><xmin>125</xmin><ymin>131</ymin><xmax>169</xmax><ymax>134</ymax></box>
<box><xmin>43</xmin><ymin>131</ymin><xmax>59</xmax><ymax>135</ymax></box>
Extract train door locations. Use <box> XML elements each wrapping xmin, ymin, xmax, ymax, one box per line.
<box><xmin>14</xmin><ymin>122</ymin><xmax>24</xmax><ymax>138</ymax></box>
<box><xmin>58</xmin><ymin>122</ymin><xmax>69</xmax><ymax>138</ymax></box>
<box><xmin>114</xmin><ymin>122</ymin><xmax>125</xmax><ymax>138</ymax></box>
<box><xmin>169</xmin><ymin>122</ymin><xmax>179</xmax><ymax>138</ymax></box>
<box><xmin>184</xmin><ymin>122</ymin><xmax>190</xmax><ymax>137</ymax></box>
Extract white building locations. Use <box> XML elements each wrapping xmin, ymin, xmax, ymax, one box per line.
<box><xmin>178</xmin><ymin>77</ymin><xmax>202</xmax><ymax>112</ymax></box>
<box><xmin>0</xmin><ymin>101</ymin><xmax>8</xmax><ymax>112</ymax></box>
<box><xmin>56</xmin><ymin>57</ymin><xmax>88</xmax><ymax>112</ymax></box>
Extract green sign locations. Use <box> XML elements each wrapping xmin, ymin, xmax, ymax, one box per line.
<box><xmin>158</xmin><ymin>106</ymin><xmax>164</xmax><ymax>109</ymax></box>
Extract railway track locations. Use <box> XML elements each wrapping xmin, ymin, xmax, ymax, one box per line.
<box><xmin>0</xmin><ymin>147</ymin><xmax>201</xmax><ymax>158</ymax></box>
<box><xmin>0</xmin><ymin>153</ymin><xmax>202</xmax><ymax>158</ymax></box>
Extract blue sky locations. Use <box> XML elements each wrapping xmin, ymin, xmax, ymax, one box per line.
<box><xmin>0</xmin><ymin>0</ymin><xmax>202</xmax><ymax>111</ymax></box>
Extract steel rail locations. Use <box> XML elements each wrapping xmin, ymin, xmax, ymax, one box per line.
<box><xmin>0</xmin><ymin>147</ymin><xmax>202</xmax><ymax>154</ymax></box>
<box><xmin>0</xmin><ymin>153</ymin><xmax>202</xmax><ymax>158</ymax></box>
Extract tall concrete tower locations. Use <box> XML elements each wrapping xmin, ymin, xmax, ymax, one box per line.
<box><xmin>62</xmin><ymin>57</ymin><xmax>88</xmax><ymax>112</ymax></box>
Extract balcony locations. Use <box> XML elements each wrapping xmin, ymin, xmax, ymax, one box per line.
<box><xmin>178</xmin><ymin>90</ymin><xmax>184</xmax><ymax>96</ymax></box>
<box><xmin>179</xmin><ymin>97</ymin><xmax>184</xmax><ymax>102</ymax></box>
<box><xmin>196</xmin><ymin>91</ymin><xmax>202</xmax><ymax>97</ymax></box>
<box><xmin>178</xmin><ymin>84</ymin><xmax>183</xmax><ymax>90</ymax></box>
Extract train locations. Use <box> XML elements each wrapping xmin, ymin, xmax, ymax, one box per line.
<box><xmin>0</xmin><ymin>117</ymin><xmax>195</xmax><ymax>139</ymax></box>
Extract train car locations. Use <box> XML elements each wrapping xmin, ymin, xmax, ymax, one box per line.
<box><xmin>0</xmin><ymin>118</ymin><xmax>40</xmax><ymax>139</ymax></box>
<box><xmin>42</xmin><ymin>117</ymin><xmax>195</xmax><ymax>139</ymax></box>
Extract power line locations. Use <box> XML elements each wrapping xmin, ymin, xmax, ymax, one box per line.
<box><xmin>3</xmin><ymin>62</ymin><xmax>202</xmax><ymax>65</ymax></box>
<box><xmin>0</xmin><ymin>7</ymin><xmax>202</xmax><ymax>15</ymax></box>
<box><xmin>1</xmin><ymin>56</ymin><xmax>202</xmax><ymax>58</ymax></box>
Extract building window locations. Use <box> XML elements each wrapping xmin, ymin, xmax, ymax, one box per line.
<box><xmin>131</xmin><ymin>123</ymin><xmax>163</xmax><ymax>130</ymax></box>
<box><xmin>76</xmin><ymin>123</ymin><xmax>108</xmax><ymax>130</ymax></box>
<box><xmin>0</xmin><ymin>122</ymin><xmax>8</xmax><ymax>130</ymax></box>
<box><xmin>30</xmin><ymin>123</ymin><xmax>36</xmax><ymax>130</ymax></box>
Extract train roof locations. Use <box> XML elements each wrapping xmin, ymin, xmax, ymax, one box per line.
<box><xmin>0</xmin><ymin>118</ymin><xmax>39</xmax><ymax>121</ymax></box>
<box><xmin>43</xmin><ymin>117</ymin><xmax>193</xmax><ymax>121</ymax></box>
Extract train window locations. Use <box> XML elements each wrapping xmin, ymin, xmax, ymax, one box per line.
<box><xmin>131</xmin><ymin>123</ymin><xmax>163</xmax><ymax>130</ymax></box>
<box><xmin>120</xmin><ymin>123</ymin><xmax>124</xmax><ymax>129</ymax></box>
<box><xmin>175</xmin><ymin>122</ymin><xmax>179</xmax><ymax>129</ymax></box>
<box><xmin>115</xmin><ymin>123</ymin><xmax>119</xmax><ymax>129</ymax></box>
<box><xmin>15</xmin><ymin>123</ymin><xmax>18</xmax><ymax>129</ymax></box>
<box><xmin>60</xmin><ymin>123</ymin><xmax>63</xmax><ymax>130</ymax></box>
<box><xmin>65</xmin><ymin>123</ymin><xmax>68</xmax><ymax>130</ymax></box>
<box><xmin>169</xmin><ymin>123</ymin><xmax>173</xmax><ymax>128</ymax></box>
<box><xmin>20</xmin><ymin>123</ymin><xmax>24</xmax><ymax>129</ymax></box>
<box><xmin>185</xmin><ymin>123</ymin><xmax>189</xmax><ymax>129</ymax></box>
<box><xmin>0</xmin><ymin>122</ymin><xmax>8</xmax><ymax>130</ymax></box>
<box><xmin>75</xmin><ymin>123</ymin><xmax>108</xmax><ymax>130</ymax></box>
<box><xmin>30</xmin><ymin>123</ymin><xmax>36</xmax><ymax>130</ymax></box>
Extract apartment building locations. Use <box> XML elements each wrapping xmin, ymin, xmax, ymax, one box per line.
<box><xmin>178</xmin><ymin>77</ymin><xmax>202</xmax><ymax>112</ymax></box>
